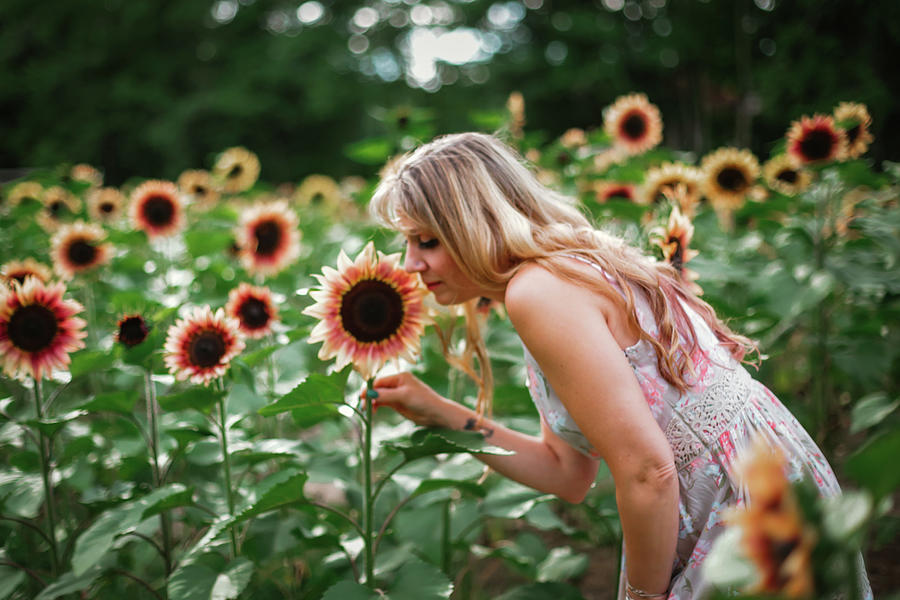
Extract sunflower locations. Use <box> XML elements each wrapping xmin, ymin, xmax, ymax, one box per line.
<box><xmin>293</xmin><ymin>174</ymin><xmax>343</xmax><ymax>215</ymax></box>
<box><xmin>87</xmin><ymin>187</ymin><xmax>126</xmax><ymax>223</ymax></box>
<box><xmin>38</xmin><ymin>186</ymin><xmax>81</xmax><ymax>232</ymax></box>
<box><xmin>0</xmin><ymin>277</ymin><xmax>87</xmax><ymax>380</ymax></box>
<box><xmin>50</xmin><ymin>221</ymin><xmax>113</xmax><ymax>280</ymax></box>
<box><xmin>213</xmin><ymin>147</ymin><xmax>261</xmax><ymax>194</ymax></box>
<box><xmin>130</xmin><ymin>180</ymin><xmax>185</xmax><ymax>239</ymax></box>
<box><xmin>603</xmin><ymin>93</ymin><xmax>663</xmax><ymax>156</ymax></box>
<box><xmin>652</xmin><ymin>203</ymin><xmax>702</xmax><ymax>295</ymax></box>
<box><xmin>116</xmin><ymin>314</ymin><xmax>151</xmax><ymax>347</ymax></box>
<box><xmin>6</xmin><ymin>181</ymin><xmax>43</xmax><ymax>209</ymax></box>
<box><xmin>728</xmin><ymin>440</ymin><xmax>816</xmax><ymax>598</ymax></box>
<box><xmin>786</xmin><ymin>114</ymin><xmax>847</xmax><ymax>165</ymax></box>
<box><xmin>163</xmin><ymin>305</ymin><xmax>245</xmax><ymax>386</ymax></box>
<box><xmin>303</xmin><ymin>241</ymin><xmax>431</xmax><ymax>380</ymax></box>
<box><xmin>559</xmin><ymin>128</ymin><xmax>588</xmax><ymax>149</ymax></box>
<box><xmin>177</xmin><ymin>169</ymin><xmax>220</xmax><ymax>209</ymax></box>
<box><xmin>1</xmin><ymin>258</ymin><xmax>53</xmax><ymax>286</ymax></box>
<box><xmin>639</xmin><ymin>162</ymin><xmax>703</xmax><ymax>213</ymax></box>
<box><xmin>225</xmin><ymin>282</ymin><xmax>279</xmax><ymax>339</ymax></box>
<box><xmin>833</xmin><ymin>102</ymin><xmax>874</xmax><ymax>159</ymax></box>
<box><xmin>235</xmin><ymin>200</ymin><xmax>301</xmax><ymax>277</ymax></box>
<box><xmin>762</xmin><ymin>155</ymin><xmax>812</xmax><ymax>197</ymax></box>
<box><xmin>70</xmin><ymin>164</ymin><xmax>103</xmax><ymax>187</ymax></box>
<box><xmin>593</xmin><ymin>182</ymin><xmax>636</xmax><ymax>203</ymax></box>
<box><xmin>700</xmin><ymin>147</ymin><xmax>760</xmax><ymax>213</ymax></box>
<box><xmin>506</xmin><ymin>91</ymin><xmax>526</xmax><ymax>138</ymax></box>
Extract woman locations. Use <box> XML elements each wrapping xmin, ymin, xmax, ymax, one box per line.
<box><xmin>366</xmin><ymin>132</ymin><xmax>867</xmax><ymax>599</ymax></box>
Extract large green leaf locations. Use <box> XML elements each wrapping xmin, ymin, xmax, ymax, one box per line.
<box><xmin>158</xmin><ymin>387</ymin><xmax>226</xmax><ymax>413</ymax></box>
<box><xmin>384</xmin><ymin>428</ymin><xmax>514</xmax><ymax>462</ymax></box>
<box><xmin>69</xmin><ymin>350</ymin><xmax>114</xmax><ymax>378</ymax></box>
<box><xmin>845</xmin><ymin>429</ymin><xmax>900</xmax><ymax>498</ymax></box>
<box><xmin>850</xmin><ymin>393</ymin><xmax>899</xmax><ymax>434</ymax></box>
<box><xmin>23</xmin><ymin>410</ymin><xmax>87</xmax><ymax>437</ymax></box>
<box><xmin>388</xmin><ymin>557</ymin><xmax>453</xmax><ymax>600</ymax></box>
<box><xmin>34</xmin><ymin>564</ymin><xmax>106</xmax><ymax>600</ymax></box>
<box><xmin>168</xmin><ymin>557</ymin><xmax>253</xmax><ymax>600</ymax></box>
<box><xmin>0</xmin><ymin>468</ymin><xmax>43</xmax><ymax>518</ymax></box>
<box><xmin>257</xmin><ymin>368</ymin><xmax>350</xmax><ymax>424</ymax></box>
<box><xmin>535</xmin><ymin>547</ymin><xmax>588</xmax><ymax>582</ymax></box>
<box><xmin>321</xmin><ymin>580</ymin><xmax>377</xmax><ymax>600</ymax></box>
<box><xmin>0</xmin><ymin>566</ymin><xmax>24</xmax><ymax>599</ymax></box>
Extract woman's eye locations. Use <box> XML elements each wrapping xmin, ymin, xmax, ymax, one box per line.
<box><xmin>418</xmin><ymin>237</ymin><xmax>439</xmax><ymax>249</ymax></box>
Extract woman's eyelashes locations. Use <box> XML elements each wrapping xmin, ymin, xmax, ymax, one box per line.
<box><xmin>417</xmin><ymin>237</ymin><xmax>439</xmax><ymax>249</ymax></box>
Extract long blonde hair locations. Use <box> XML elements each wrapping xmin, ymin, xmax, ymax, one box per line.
<box><xmin>370</xmin><ymin>132</ymin><xmax>757</xmax><ymax>404</ymax></box>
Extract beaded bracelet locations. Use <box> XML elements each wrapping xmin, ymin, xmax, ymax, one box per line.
<box><xmin>624</xmin><ymin>581</ymin><xmax>668</xmax><ymax>600</ymax></box>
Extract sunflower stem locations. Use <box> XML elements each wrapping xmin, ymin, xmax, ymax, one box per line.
<box><xmin>32</xmin><ymin>378</ymin><xmax>59</xmax><ymax>576</ymax></box>
<box><xmin>363</xmin><ymin>377</ymin><xmax>376</xmax><ymax>587</ymax></box>
<box><xmin>216</xmin><ymin>381</ymin><xmax>239</xmax><ymax>558</ymax></box>
<box><xmin>144</xmin><ymin>370</ymin><xmax>173</xmax><ymax>577</ymax></box>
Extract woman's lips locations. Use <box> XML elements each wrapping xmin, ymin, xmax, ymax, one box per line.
<box><xmin>425</xmin><ymin>281</ymin><xmax>441</xmax><ymax>290</ymax></box>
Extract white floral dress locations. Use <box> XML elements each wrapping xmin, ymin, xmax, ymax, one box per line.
<box><xmin>521</xmin><ymin>261</ymin><xmax>872</xmax><ymax>599</ymax></box>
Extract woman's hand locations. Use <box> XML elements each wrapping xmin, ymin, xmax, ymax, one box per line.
<box><xmin>363</xmin><ymin>372</ymin><xmax>452</xmax><ymax>428</ymax></box>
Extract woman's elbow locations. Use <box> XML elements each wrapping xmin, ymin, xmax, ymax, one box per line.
<box><xmin>620</xmin><ymin>456</ymin><xmax>679</xmax><ymax>499</ymax></box>
<box><xmin>556</xmin><ymin>463</ymin><xmax>597</xmax><ymax>504</ymax></box>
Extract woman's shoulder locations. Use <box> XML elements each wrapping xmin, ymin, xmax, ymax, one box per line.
<box><xmin>504</xmin><ymin>258</ymin><xmax>613</xmax><ymax>324</ymax></box>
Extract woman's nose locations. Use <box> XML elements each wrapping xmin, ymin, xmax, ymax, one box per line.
<box><xmin>404</xmin><ymin>248</ymin><xmax>425</xmax><ymax>272</ymax></box>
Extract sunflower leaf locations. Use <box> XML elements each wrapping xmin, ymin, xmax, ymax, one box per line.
<box><xmin>383</xmin><ymin>428</ymin><xmax>514</xmax><ymax>462</ymax></box>
<box><xmin>69</xmin><ymin>349</ymin><xmax>114</xmax><ymax>378</ymax></box>
<box><xmin>158</xmin><ymin>387</ymin><xmax>226</xmax><ymax>414</ymax></box>
<box><xmin>79</xmin><ymin>390</ymin><xmax>139</xmax><ymax>414</ymax></box>
<box><xmin>23</xmin><ymin>410</ymin><xmax>87</xmax><ymax>437</ymax></box>
<box><xmin>321</xmin><ymin>580</ymin><xmax>377</xmax><ymax>600</ymax></box>
<box><xmin>257</xmin><ymin>367</ymin><xmax>351</xmax><ymax>418</ymax></box>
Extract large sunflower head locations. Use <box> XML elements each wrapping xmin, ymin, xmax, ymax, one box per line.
<box><xmin>639</xmin><ymin>162</ymin><xmax>703</xmax><ymax>213</ymax></box>
<box><xmin>163</xmin><ymin>305</ymin><xmax>245</xmax><ymax>386</ymax></box>
<box><xmin>178</xmin><ymin>169</ymin><xmax>220</xmax><ymax>210</ymax></box>
<box><xmin>293</xmin><ymin>174</ymin><xmax>344</xmax><ymax>216</ymax></box>
<box><xmin>70</xmin><ymin>164</ymin><xmax>103</xmax><ymax>188</ymax></box>
<box><xmin>833</xmin><ymin>102</ymin><xmax>874</xmax><ymax>159</ymax></box>
<box><xmin>603</xmin><ymin>93</ymin><xmax>663</xmax><ymax>156</ymax></box>
<box><xmin>50</xmin><ymin>221</ymin><xmax>113</xmax><ymax>280</ymax></box>
<box><xmin>786</xmin><ymin>114</ymin><xmax>847</xmax><ymax>165</ymax></box>
<box><xmin>236</xmin><ymin>200</ymin><xmax>301</xmax><ymax>277</ymax></box>
<box><xmin>0</xmin><ymin>277</ymin><xmax>87</xmax><ymax>380</ymax></box>
<box><xmin>87</xmin><ymin>187</ymin><xmax>126</xmax><ymax>223</ymax></box>
<box><xmin>130</xmin><ymin>180</ymin><xmax>185</xmax><ymax>239</ymax></box>
<box><xmin>213</xmin><ymin>147</ymin><xmax>261</xmax><ymax>194</ymax></box>
<box><xmin>700</xmin><ymin>147</ymin><xmax>761</xmax><ymax>212</ymax></box>
<box><xmin>38</xmin><ymin>186</ymin><xmax>81</xmax><ymax>232</ymax></box>
<box><xmin>303</xmin><ymin>241</ymin><xmax>431</xmax><ymax>380</ymax></box>
<box><xmin>762</xmin><ymin>155</ymin><xmax>812</xmax><ymax>197</ymax></box>
<box><xmin>651</xmin><ymin>202</ymin><xmax>702</xmax><ymax>295</ymax></box>
<box><xmin>2</xmin><ymin>258</ymin><xmax>53</xmax><ymax>287</ymax></box>
<box><xmin>225</xmin><ymin>282</ymin><xmax>279</xmax><ymax>339</ymax></box>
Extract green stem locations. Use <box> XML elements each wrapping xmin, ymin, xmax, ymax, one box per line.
<box><xmin>32</xmin><ymin>378</ymin><xmax>59</xmax><ymax>575</ymax></box>
<box><xmin>440</xmin><ymin>499</ymin><xmax>451</xmax><ymax>574</ymax></box>
<box><xmin>145</xmin><ymin>371</ymin><xmax>173</xmax><ymax>578</ymax></box>
<box><xmin>216</xmin><ymin>388</ymin><xmax>239</xmax><ymax>558</ymax></box>
<box><xmin>363</xmin><ymin>377</ymin><xmax>376</xmax><ymax>587</ymax></box>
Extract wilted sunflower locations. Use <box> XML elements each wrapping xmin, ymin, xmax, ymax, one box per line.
<box><xmin>293</xmin><ymin>174</ymin><xmax>343</xmax><ymax>215</ymax></box>
<box><xmin>639</xmin><ymin>162</ymin><xmax>703</xmax><ymax>213</ymax></box>
<box><xmin>603</xmin><ymin>93</ymin><xmax>663</xmax><ymax>156</ymax></box>
<box><xmin>0</xmin><ymin>277</ymin><xmax>87</xmax><ymax>380</ymax></box>
<box><xmin>236</xmin><ymin>200</ymin><xmax>301</xmax><ymax>277</ymax></box>
<box><xmin>225</xmin><ymin>282</ymin><xmax>279</xmax><ymax>339</ymax></box>
<box><xmin>728</xmin><ymin>440</ymin><xmax>816</xmax><ymax>598</ymax></box>
<box><xmin>762</xmin><ymin>155</ymin><xmax>812</xmax><ymax>196</ymax></box>
<box><xmin>70</xmin><ymin>164</ymin><xmax>103</xmax><ymax>187</ymax></box>
<box><xmin>177</xmin><ymin>169</ymin><xmax>220</xmax><ymax>209</ymax></box>
<box><xmin>38</xmin><ymin>186</ymin><xmax>81</xmax><ymax>232</ymax></box>
<box><xmin>506</xmin><ymin>91</ymin><xmax>526</xmax><ymax>138</ymax></box>
<box><xmin>6</xmin><ymin>181</ymin><xmax>43</xmax><ymax>209</ymax></box>
<box><xmin>303</xmin><ymin>241</ymin><xmax>431</xmax><ymax>380</ymax></box>
<box><xmin>213</xmin><ymin>146</ymin><xmax>261</xmax><ymax>194</ymax></box>
<box><xmin>833</xmin><ymin>102</ymin><xmax>874</xmax><ymax>159</ymax></box>
<box><xmin>163</xmin><ymin>305</ymin><xmax>245</xmax><ymax>386</ymax></box>
<box><xmin>786</xmin><ymin>114</ymin><xmax>847</xmax><ymax>165</ymax></box>
<box><xmin>87</xmin><ymin>187</ymin><xmax>126</xmax><ymax>223</ymax></box>
<box><xmin>652</xmin><ymin>203</ymin><xmax>702</xmax><ymax>295</ymax></box>
<box><xmin>116</xmin><ymin>313</ymin><xmax>151</xmax><ymax>347</ymax></box>
<box><xmin>1</xmin><ymin>258</ymin><xmax>53</xmax><ymax>286</ymax></box>
<box><xmin>700</xmin><ymin>147</ymin><xmax>761</xmax><ymax>213</ymax></box>
<box><xmin>130</xmin><ymin>180</ymin><xmax>185</xmax><ymax>239</ymax></box>
<box><xmin>50</xmin><ymin>221</ymin><xmax>112</xmax><ymax>280</ymax></box>
<box><xmin>593</xmin><ymin>182</ymin><xmax>636</xmax><ymax>203</ymax></box>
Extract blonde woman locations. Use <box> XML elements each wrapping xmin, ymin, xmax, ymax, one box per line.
<box><xmin>366</xmin><ymin>132</ymin><xmax>869</xmax><ymax>599</ymax></box>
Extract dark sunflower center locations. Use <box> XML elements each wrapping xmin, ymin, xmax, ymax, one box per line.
<box><xmin>188</xmin><ymin>330</ymin><xmax>226</xmax><ymax>367</ymax></box>
<box><xmin>254</xmin><ymin>220</ymin><xmax>282</xmax><ymax>256</ymax></box>
<box><xmin>68</xmin><ymin>239</ymin><xmax>97</xmax><ymax>266</ymax></box>
<box><xmin>143</xmin><ymin>195</ymin><xmax>175</xmax><ymax>226</ymax></box>
<box><xmin>100</xmin><ymin>202</ymin><xmax>114</xmax><ymax>213</ymax></box>
<box><xmin>118</xmin><ymin>316</ymin><xmax>149</xmax><ymax>347</ymax></box>
<box><xmin>340</xmin><ymin>279</ymin><xmax>404</xmax><ymax>343</ymax></box>
<box><xmin>668</xmin><ymin>240</ymin><xmax>684</xmax><ymax>271</ymax></box>
<box><xmin>716</xmin><ymin>166</ymin><xmax>748</xmax><ymax>192</ymax></box>
<box><xmin>621</xmin><ymin>112</ymin><xmax>647</xmax><ymax>140</ymax></box>
<box><xmin>50</xmin><ymin>201</ymin><xmax>65</xmax><ymax>216</ymax></box>
<box><xmin>239</xmin><ymin>298</ymin><xmax>270</xmax><ymax>329</ymax></box>
<box><xmin>776</xmin><ymin>169</ymin><xmax>798</xmax><ymax>184</ymax></box>
<box><xmin>311</xmin><ymin>192</ymin><xmax>325</xmax><ymax>205</ymax></box>
<box><xmin>11</xmin><ymin>273</ymin><xmax>30</xmax><ymax>284</ymax></box>
<box><xmin>608</xmin><ymin>188</ymin><xmax>631</xmax><ymax>200</ymax></box>
<box><xmin>799</xmin><ymin>129</ymin><xmax>835</xmax><ymax>161</ymax></box>
<box><xmin>228</xmin><ymin>165</ymin><xmax>243</xmax><ymax>179</ymax></box>
<box><xmin>193</xmin><ymin>185</ymin><xmax>208</xmax><ymax>196</ymax></box>
<box><xmin>8</xmin><ymin>304</ymin><xmax>58</xmax><ymax>352</ymax></box>
<box><xmin>846</xmin><ymin>124</ymin><xmax>860</xmax><ymax>144</ymax></box>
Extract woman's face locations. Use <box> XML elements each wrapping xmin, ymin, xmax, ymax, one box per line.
<box><xmin>403</xmin><ymin>231</ymin><xmax>482</xmax><ymax>305</ymax></box>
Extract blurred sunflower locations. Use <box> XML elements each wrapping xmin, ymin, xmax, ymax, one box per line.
<box><xmin>6</xmin><ymin>181</ymin><xmax>43</xmax><ymax>209</ymax></box>
<box><xmin>651</xmin><ymin>202</ymin><xmax>701</xmax><ymax>295</ymax></box>
<box><xmin>70</xmin><ymin>164</ymin><xmax>103</xmax><ymax>187</ymax></box>
<box><xmin>763</xmin><ymin>155</ymin><xmax>812</xmax><ymax>196</ymax></box>
<box><xmin>50</xmin><ymin>221</ymin><xmax>112</xmax><ymax>280</ymax></box>
<box><xmin>833</xmin><ymin>102</ymin><xmax>874</xmax><ymax>159</ymax></box>
<box><xmin>559</xmin><ymin>127</ymin><xmax>588</xmax><ymax>149</ymax></box>
<box><xmin>130</xmin><ymin>180</ymin><xmax>185</xmax><ymax>239</ymax></box>
<box><xmin>38</xmin><ymin>186</ymin><xmax>81</xmax><ymax>232</ymax></box>
<box><xmin>1</xmin><ymin>258</ymin><xmax>53</xmax><ymax>286</ymax></box>
<box><xmin>593</xmin><ymin>182</ymin><xmax>636</xmax><ymax>203</ymax></box>
<box><xmin>640</xmin><ymin>162</ymin><xmax>703</xmax><ymax>213</ymax></box>
<box><xmin>236</xmin><ymin>200</ymin><xmax>301</xmax><ymax>277</ymax></box>
<box><xmin>506</xmin><ymin>91</ymin><xmax>526</xmax><ymax>138</ymax></box>
<box><xmin>225</xmin><ymin>282</ymin><xmax>279</xmax><ymax>339</ymax></box>
<box><xmin>116</xmin><ymin>313</ymin><xmax>151</xmax><ymax>347</ymax></box>
<box><xmin>293</xmin><ymin>174</ymin><xmax>343</xmax><ymax>215</ymax></box>
<box><xmin>786</xmin><ymin>114</ymin><xmax>847</xmax><ymax>165</ymax></box>
<box><xmin>700</xmin><ymin>147</ymin><xmax>760</xmax><ymax>213</ymax></box>
<box><xmin>178</xmin><ymin>169</ymin><xmax>220</xmax><ymax>209</ymax></box>
<box><xmin>0</xmin><ymin>277</ymin><xmax>87</xmax><ymax>380</ymax></box>
<box><xmin>87</xmin><ymin>187</ymin><xmax>126</xmax><ymax>223</ymax></box>
<box><xmin>213</xmin><ymin>146</ymin><xmax>261</xmax><ymax>194</ymax></box>
<box><xmin>303</xmin><ymin>241</ymin><xmax>430</xmax><ymax>380</ymax></box>
<box><xmin>164</xmin><ymin>305</ymin><xmax>245</xmax><ymax>386</ymax></box>
<box><xmin>603</xmin><ymin>93</ymin><xmax>663</xmax><ymax>155</ymax></box>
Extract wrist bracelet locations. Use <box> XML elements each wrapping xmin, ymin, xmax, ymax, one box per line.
<box><xmin>625</xmin><ymin>581</ymin><xmax>667</xmax><ymax>600</ymax></box>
